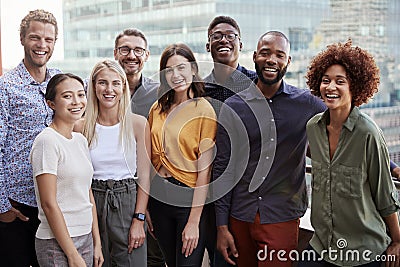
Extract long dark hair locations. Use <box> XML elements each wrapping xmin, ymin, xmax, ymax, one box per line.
<box><xmin>158</xmin><ymin>43</ymin><xmax>204</xmax><ymax>114</ymax></box>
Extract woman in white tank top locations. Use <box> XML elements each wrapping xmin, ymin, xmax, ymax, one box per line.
<box><xmin>75</xmin><ymin>60</ymin><xmax>151</xmax><ymax>267</ymax></box>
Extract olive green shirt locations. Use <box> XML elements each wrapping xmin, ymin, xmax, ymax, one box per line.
<box><xmin>306</xmin><ymin>107</ymin><xmax>399</xmax><ymax>266</ymax></box>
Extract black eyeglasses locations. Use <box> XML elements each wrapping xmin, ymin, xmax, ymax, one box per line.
<box><xmin>117</xmin><ymin>46</ymin><xmax>146</xmax><ymax>56</ymax></box>
<box><xmin>209</xmin><ymin>32</ymin><xmax>239</xmax><ymax>42</ymax></box>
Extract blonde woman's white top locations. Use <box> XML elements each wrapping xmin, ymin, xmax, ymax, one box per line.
<box><xmin>90</xmin><ymin>123</ymin><xmax>137</xmax><ymax>181</ymax></box>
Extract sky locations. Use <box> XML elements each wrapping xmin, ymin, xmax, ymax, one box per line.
<box><xmin>0</xmin><ymin>0</ymin><xmax>63</xmax><ymax>70</ymax></box>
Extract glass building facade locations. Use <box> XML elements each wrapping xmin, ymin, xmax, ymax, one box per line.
<box><xmin>58</xmin><ymin>0</ymin><xmax>330</xmax><ymax>79</ymax></box>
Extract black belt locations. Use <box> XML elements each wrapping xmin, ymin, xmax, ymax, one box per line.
<box><xmin>165</xmin><ymin>176</ymin><xmax>189</xmax><ymax>187</ymax></box>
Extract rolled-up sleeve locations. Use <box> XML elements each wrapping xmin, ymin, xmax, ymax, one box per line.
<box><xmin>367</xmin><ymin>130</ymin><xmax>400</xmax><ymax>217</ymax></box>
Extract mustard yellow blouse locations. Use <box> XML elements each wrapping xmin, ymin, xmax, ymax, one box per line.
<box><xmin>148</xmin><ymin>97</ymin><xmax>217</xmax><ymax>187</ymax></box>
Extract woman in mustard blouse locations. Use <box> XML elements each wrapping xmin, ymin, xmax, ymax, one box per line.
<box><xmin>148</xmin><ymin>43</ymin><xmax>217</xmax><ymax>267</ymax></box>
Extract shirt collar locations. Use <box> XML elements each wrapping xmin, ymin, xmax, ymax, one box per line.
<box><xmin>241</xmin><ymin>79</ymin><xmax>290</xmax><ymax>100</ymax></box>
<box><xmin>16</xmin><ymin>61</ymin><xmax>53</xmax><ymax>87</ymax></box>
<box><xmin>318</xmin><ymin>106</ymin><xmax>360</xmax><ymax>132</ymax></box>
<box><xmin>209</xmin><ymin>64</ymin><xmax>244</xmax><ymax>84</ymax></box>
<box><xmin>134</xmin><ymin>75</ymin><xmax>144</xmax><ymax>91</ymax></box>
<box><xmin>231</xmin><ymin>64</ymin><xmax>246</xmax><ymax>82</ymax></box>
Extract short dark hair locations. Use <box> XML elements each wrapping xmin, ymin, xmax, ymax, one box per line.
<box><xmin>114</xmin><ymin>28</ymin><xmax>148</xmax><ymax>49</ymax></box>
<box><xmin>46</xmin><ymin>73</ymin><xmax>84</xmax><ymax>102</ymax></box>
<box><xmin>306</xmin><ymin>39</ymin><xmax>379</xmax><ymax>107</ymax></box>
<box><xmin>258</xmin><ymin>31</ymin><xmax>289</xmax><ymax>44</ymax></box>
<box><xmin>20</xmin><ymin>9</ymin><xmax>58</xmax><ymax>40</ymax></box>
<box><xmin>158</xmin><ymin>43</ymin><xmax>204</xmax><ymax>114</ymax></box>
<box><xmin>207</xmin><ymin>15</ymin><xmax>241</xmax><ymax>37</ymax></box>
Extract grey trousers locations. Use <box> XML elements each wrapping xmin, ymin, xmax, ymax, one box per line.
<box><xmin>92</xmin><ymin>178</ymin><xmax>147</xmax><ymax>267</ymax></box>
<box><xmin>35</xmin><ymin>232</ymin><xmax>93</xmax><ymax>267</ymax></box>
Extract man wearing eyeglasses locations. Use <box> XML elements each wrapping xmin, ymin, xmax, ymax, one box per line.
<box><xmin>204</xmin><ymin>15</ymin><xmax>257</xmax><ymax>115</ymax></box>
<box><xmin>114</xmin><ymin>28</ymin><xmax>165</xmax><ymax>267</ymax></box>
<box><xmin>0</xmin><ymin>10</ymin><xmax>61</xmax><ymax>267</ymax></box>
<box><xmin>203</xmin><ymin>15</ymin><xmax>256</xmax><ymax>267</ymax></box>
<box><xmin>114</xmin><ymin>28</ymin><xmax>159</xmax><ymax>118</ymax></box>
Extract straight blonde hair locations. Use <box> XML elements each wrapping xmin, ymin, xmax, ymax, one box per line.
<box><xmin>83</xmin><ymin>59</ymin><xmax>134</xmax><ymax>153</ymax></box>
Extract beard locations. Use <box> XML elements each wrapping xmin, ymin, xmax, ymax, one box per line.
<box><xmin>255</xmin><ymin>61</ymin><xmax>288</xmax><ymax>86</ymax></box>
<box><xmin>118</xmin><ymin>58</ymin><xmax>142</xmax><ymax>75</ymax></box>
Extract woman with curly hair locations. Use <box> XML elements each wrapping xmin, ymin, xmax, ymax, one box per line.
<box><xmin>298</xmin><ymin>40</ymin><xmax>400</xmax><ymax>266</ymax></box>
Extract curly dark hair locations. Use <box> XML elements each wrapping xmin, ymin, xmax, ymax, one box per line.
<box><xmin>306</xmin><ymin>39</ymin><xmax>379</xmax><ymax>107</ymax></box>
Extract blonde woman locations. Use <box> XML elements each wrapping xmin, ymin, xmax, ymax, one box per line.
<box><xmin>76</xmin><ymin>60</ymin><xmax>151</xmax><ymax>266</ymax></box>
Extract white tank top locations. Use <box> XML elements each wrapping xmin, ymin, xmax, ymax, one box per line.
<box><xmin>90</xmin><ymin>123</ymin><xmax>137</xmax><ymax>180</ymax></box>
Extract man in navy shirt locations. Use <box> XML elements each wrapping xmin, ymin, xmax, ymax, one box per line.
<box><xmin>213</xmin><ymin>31</ymin><xmax>326</xmax><ymax>267</ymax></box>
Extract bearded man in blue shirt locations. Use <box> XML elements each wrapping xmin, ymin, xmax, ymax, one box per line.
<box><xmin>213</xmin><ymin>31</ymin><xmax>326</xmax><ymax>267</ymax></box>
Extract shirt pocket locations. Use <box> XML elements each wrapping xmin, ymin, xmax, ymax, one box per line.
<box><xmin>335</xmin><ymin>164</ymin><xmax>363</xmax><ymax>199</ymax></box>
<box><xmin>311</xmin><ymin>160</ymin><xmax>324</xmax><ymax>192</ymax></box>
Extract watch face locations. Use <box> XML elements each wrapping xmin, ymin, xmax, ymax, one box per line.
<box><xmin>135</xmin><ymin>213</ymin><xmax>145</xmax><ymax>221</ymax></box>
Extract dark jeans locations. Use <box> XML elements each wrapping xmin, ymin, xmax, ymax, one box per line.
<box><xmin>149</xmin><ymin>196</ymin><xmax>207</xmax><ymax>267</ymax></box>
<box><xmin>147</xmin><ymin>233</ymin><xmax>166</xmax><ymax>267</ymax></box>
<box><xmin>0</xmin><ymin>202</ymin><xmax>40</xmax><ymax>267</ymax></box>
<box><xmin>297</xmin><ymin>245</ymin><xmax>383</xmax><ymax>267</ymax></box>
<box><xmin>204</xmin><ymin>203</ymin><xmax>234</xmax><ymax>267</ymax></box>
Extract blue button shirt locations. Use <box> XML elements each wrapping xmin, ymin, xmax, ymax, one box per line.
<box><xmin>0</xmin><ymin>61</ymin><xmax>61</xmax><ymax>212</ymax></box>
<box><xmin>213</xmin><ymin>79</ymin><xmax>326</xmax><ymax>226</ymax></box>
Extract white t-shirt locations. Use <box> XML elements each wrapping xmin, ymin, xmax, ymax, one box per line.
<box><xmin>90</xmin><ymin>123</ymin><xmax>137</xmax><ymax>181</ymax></box>
<box><xmin>30</xmin><ymin>127</ymin><xmax>94</xmax><ymax>239</ymax></box>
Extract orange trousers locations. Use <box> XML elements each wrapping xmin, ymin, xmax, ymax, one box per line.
<box><xmin>230</xmin><ymin>213</ymin><xmax>299</xmax><ymax>267</ymax></box>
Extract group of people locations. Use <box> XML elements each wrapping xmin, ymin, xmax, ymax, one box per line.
<box><xmin>1</xmin><ymin>8</ymin><xmax>400</xmax><ymax>267</ymax></box>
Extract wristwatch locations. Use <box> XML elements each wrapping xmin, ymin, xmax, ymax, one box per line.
<box><xmin>133</xmin><ymin>212</ymin><xmax>146</xmax><ymax>221</ymax></box>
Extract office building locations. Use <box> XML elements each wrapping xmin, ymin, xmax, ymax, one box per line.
<box><xmin>316</xmin><ymin>0</ymin><xmax>400</xmax><ymax>107</ymax></box>
<box><xmin>58</xmin><ymin>0</ymin><xmax>329</xmax><ymax>78</ymax></box>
